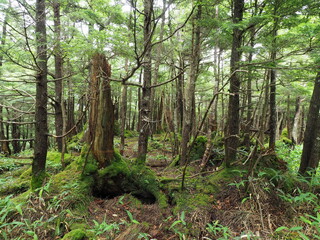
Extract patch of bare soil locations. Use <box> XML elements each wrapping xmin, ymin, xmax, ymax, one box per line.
<box><xmin>88</xmin><ymin>195</ymin><xmax>176</xmax><ymax>239</ymax></box>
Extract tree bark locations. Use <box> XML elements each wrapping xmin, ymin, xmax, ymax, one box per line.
<box><xmin>0</xmin><ymin>14</ymin><xmax>10</xmax><ymax>156</ymax></box>
<box><xmin>268</xmin><ymin>39</ymin><xmax>277</xmax><ymax>150</ymax></box>
<box><xmin>224</xmin><ymin>0</ymin><xmax>244</xmax><ymax>167</ymax></box>
<box><xmin>292</xmin><ymin>97</ymin><xmax>303</xmax><ymax>144</ymax></box>
<box><xmin>53</xmin><ymin>0</ymin><xmax>64</xmax><ymax>152</ymax></box>
<box><xmin>88</xmin><ymin>53</ymin><xmax>114</xmax><ymax>168</ymax></box>
<box><xmin>299</xmin><ymin>72</ymin><xmax>320</xmax><ymax>175</ymax></box>
<box><xmin>137</xmin><ymin>0</ymin><xmax>153</xmax><ymax>163</ymax></box>
<box><xmin>120</xmin><ymin>84</ymin><xmax>128</xmax><ymax>156</ymax></box>
<box><xmin>32</xmin><ymin>0</ymin><xmax>48</xmax><ymax>189</ymax></box>
<box><xmin>12</xmin><ymin>118</ymin><xmax>21</xmax><ymax>154</ymax></box>
<box><xmin>180</xmin><ymin>3</ymin><xmax>202</xmax><ymax>166</ymax></box>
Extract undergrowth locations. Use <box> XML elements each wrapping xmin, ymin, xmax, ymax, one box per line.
<box><xmin>0</xmin><ymin>137</ymin><xmax>319</xmax><ymax>239</ymax></box>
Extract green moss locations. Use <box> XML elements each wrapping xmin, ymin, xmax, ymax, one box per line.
<box><xmin>173</xmin><ymin>192</ymin><xmax>213</xmax><ymax>214</ymax></box>
<box><xmin>70</xmin><ymin>223</ymin><xmax>89</xmax><ymax>231</ymax></box>
<box><xmin>12</xmin><ymin>190</ymin><xmax>31</xmax><ymax>205</ymax></box>
<box><xmin>31</xmin><ymin>170</ymin><xmax>47</xmax><ymax>190</ymax></box>
<box><xmin>19</xmin><ymin>167</ymin><xmax>32</xmax><ymax>180</ymax></box>
<box><xmin>46</xmin><ymin>151</ymin><xmax>74</xmax><ymax>170</ymax></box>
<box><xmin>190</xmin><ymin>136</ymin><xmax>207</xmax><ymax>161</ymax></box>
<box><xmin>168</xmin><ymin>168</ymin><xmax>240</xmax><ymax>215</ymax></box>
<box><xmin>67</xmin><ymin>131</ymin><xmax>85</xmax><ymax>153</ymax></box>
<box><xmin>281</xmin><ymin>128</ymin><xmax>289</xmax><ymax>138</ymax></box>
<box><xmin>62</xmin><ymin>229</ymin><xmax>88</xmax><ymax>240</ymax></box>
<box><xmin>94</xmin><ymin>157</ymin><xmax>165</xmax><ymax>205</ymax></box>
<box><xmin>12</xmin><ymin>166</ymin><xmax>30</xmax><ymax>177</ymax></box>
<box><xmin>0</xmin><ymin>177</ymin><xmax>30</xmax><ymax>196</ymax></box>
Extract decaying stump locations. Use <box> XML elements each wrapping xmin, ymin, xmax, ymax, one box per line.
<box><xmin>88</xmin><ymin>53</ymin><xmax>114</xmax><ymax>168</ymax></box>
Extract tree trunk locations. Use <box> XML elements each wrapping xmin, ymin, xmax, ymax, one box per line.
<box><xmin>224</xmin><ymin>0</ymin><xmax>244</xmax><ymax>167</ymax></box>
<box><xmin>88</xmin><ymin>53</ymin><xmax>114</xmax><ymax>168</ymax></box>
<box><xmin>268</xmin><ymin>0</ymin><xmax>279</xmax><ymax>150</ymax></box>
<box><xmin>201</xmin><ymin>45</ymin><xmax>220</xmax><ymax>168</ymax></box>
<box><xmin>292</xmin><ymin>97</ymin><xmax>303</xmax><ymax>144</ymax></box>
<box><xmin>32</xmin><ymin>0</ymin><xmax>48</xmax><ymax>189</ymax></box>
<box><xmin>53</xmin><ymin>0</ymin><xmax>64</xmax><ymax>152</ymax></box>
<box><xmin>120</xmin><ymin>84</ymin><xmax>128</xmax><ymax>156</ymax></box>
<box><xmin>286</xmin><ymin>95</ymin><xmax>292</xmax><ymax>139</ymax></box>
<box><xmin>243</xmin><ymin>27</ymin><xmax>255</xmax><ymax>150</ymax></box>
<box><xmin>137</xmin><ymin>0</ymin><xmax>153</xmax><ymax>163</ymax></box>
<box><xmin>180</xmin><ymin>3</ymin><xmax>202</xmax><ymax>166</ymax></box>
<box><xmin>12</xmin><ymin>119</ymin><xmax>21</xmax><ymax>154</ymax></box>
<box><xmin>0</xmin><ymin>15</ymin><xmax>10</xmax><ymax>156</ymax></box>
<box><xmin>150</xmin><ymin>0</ymin><xmax>166</xmax><ymax>136</ymax></box>
<box><xmin>299</xmin><ymin>72</ymin><xmax>320</xmax><ymax>175</ymax></box>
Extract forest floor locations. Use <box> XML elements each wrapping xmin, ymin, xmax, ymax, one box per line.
<box><xmin>0</xmin><ymin>134</ymin><xmax>319</xmax><ymax>239</ymax></box>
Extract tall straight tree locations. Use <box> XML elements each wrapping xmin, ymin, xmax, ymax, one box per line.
<box><xmin>137</xmin><ymin>0</ymin><xmax>153</xmax><ymax>163</ymax></box>
<box><xmin>268</xmin><ymin>0</ymin><xmax>279</xmax><ymax>150</ymax></box>
<box><xmin>180</xmin><ymin>2</ymin><xmax>202</xmax><ymax>166</ymax></box>
<box><xmin>32</xmin><ymin>0</ymin><xmax>48</xmax><ymax>189</ymax></box>
<box><xmin>224</xmin><ymin>0</ymin><xmax>244</xmax><ymax>167</ymax></box>
<box><xmin>0</xmin><ymin>10</ymin><xmax>10</xmax><ymax>156</ymax></box>
<box><xmin>53</xmin><ymin>0</ymin><xmax>63</xmax><ymax>152</ymax></box>
<box><xmin>299</xmin><ymin>71</ymin><xmax>320</xmax><ymax>175</ymax></box>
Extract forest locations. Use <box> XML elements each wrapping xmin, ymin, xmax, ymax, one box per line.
<box><xmin>0</xmin><ymin>0</ymin><xmax>320</xmax><ymax>239</ymax></box>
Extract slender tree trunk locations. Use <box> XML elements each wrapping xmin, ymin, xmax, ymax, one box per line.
<box><xmin>201</xmin><ymin>45</ymin><xmax>220</xmax><ymax>168</ymax></box>
<box><xmin>12</xmin><ymin>119</ymin><xmax>21</xmax><ymax>154</ymax></box>
<box><xmin>244</xmin><ymin>27</ymin><xmax>255</xmax><ymax>150</ymax></box>
<box><xmin>292</xmin><ymin>97</ymin><xmax>303</xmax><ymax>144</ymax></box>
<box><xmin>299</xmin><ymin>72</ymin><xmax>320</xmax><ymax>175</ymax></box>
<box><xmin>137</xmin><ymin>0</ymin><xmax>153</xmax><ymax>163</ymax></box>
<box><xmin>0</xmin><ymin>15</ymin><xmax>10</xmax><ymax>156</ymax></box>
<box><xmin>286</xmin><ymin>95</ymin><xmax>292</xmax><ymax>139</ymax></box>
<box><xmin>32</xmin><ymin>0</ymin><xmax>48</xmax><ymax>189</ymax></box>
<box><xmin>180</xmin><ymin>3</ymin><xmax>202</xmax><ymax>166</ymax></box>
<box><xmin>224</xmin><ymin>0</ymin><xmax>244</xmax><ymax>167</ymax></box>
<box><xmin>120</xmin><ymin>84</ymin><xmax>128</xmax><ymax>156</ymax></box>
<box><xmin>268</xmin><ymin>1</ymin><xmax>279</xmax><ymax>150</ymax></box>
<box><xmin>150</xmin><ymin>0</ymin><xmax>166</xmax><ymax>136</ymax></box>
<box><xmin>53</xmin><ymin>0</ymin><xmax>63</xmax><ymax>152</ymax></box>
<box><xmin>0</xmin><ymin>107</ymin><xmax>10</xmax><ymax>156</ymax></box>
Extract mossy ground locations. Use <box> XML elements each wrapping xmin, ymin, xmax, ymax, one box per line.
<box><xmin>0</xmin><ymin>135</ymin><xmax>319</xmax><ymax>239</ymax></box>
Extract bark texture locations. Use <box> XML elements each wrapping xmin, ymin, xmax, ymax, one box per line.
<box><xmin>53</xmin><ymin>0</ymin><xmax>63</xmax><ymax>152</ymax></box>
<box><xmin>180</xmin><ymin>3</ymin><xmax>202</xmax><ymax>166</ymax></box>
<box><xmin>88</xmin><ymin>53</ymin><xmax>114</xmax><ymax>168</ymax></box>
<box><xmin>137</xmin><ymin>0</ymin><xmax>153</xmax><ymax>163</ymax></box>
<box><xmin>299</xmin><ymin>72</ymin><xmax>320</xmax><ymax>175</ymax></box>
<box><xmin>225</xmin><ymin>0</ymin><xmax>244</xmax><ymax>167</ymax></box>
<box><xmin>32</xmin><ymin>0</ymin><xmax>48</xmax><ymax>189</ymax></box>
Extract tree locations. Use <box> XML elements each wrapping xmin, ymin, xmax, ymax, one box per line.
<box><xmin>53</xmin><ymin>0</ymin><xmax>64</xmax><ymax>152</ymax></box>
<box><xmin>88</xmin><ymin>53</ymin><xmax>114</xmax><ymax>168</ymax></box>
<box><xmin>299</xmin><ymin>71</ymin><xmax>320</xmax><ymax>175</ymax></box>
<box><xmin>224</xmin><ymin>0</ymin><xmax>244</xmax><ymax>167</ymax></box>
<box><xmin>32</xmin><ymin>0</ymin><xmax>48</xmax><ymax>189</ymax></box>
<box><xmin>180</xmin><ymin>2</ymin><xmax>202</xmax><ymax>166</ymax></box>
<box><xmin>137</xmin><ymin>0</ymin><xmax>153</xmax><ymax>163</ymax></box>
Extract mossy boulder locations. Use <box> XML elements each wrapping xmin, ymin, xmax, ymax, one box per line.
<box><xmin>92</xmin><ymin>154</ymin><xmax>165</xmax><ymax>205</ymax></box>
<box><xmin>62</xmin><ymin>229</ymin><xmax>88</xmax><ymax>240</ymax></box>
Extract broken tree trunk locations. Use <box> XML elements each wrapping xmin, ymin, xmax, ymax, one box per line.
<box><xmin>88</xmin><ymin>53</ymin><xmax>114</xmax><ymax>168</ymax></box>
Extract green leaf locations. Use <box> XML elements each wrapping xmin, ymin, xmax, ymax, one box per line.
<box><xmin>15</xmin><ymin>204</ymin><xmax>23</xmax><ymax>216</ymax></box>
<box><xmin>169</xmin><ymin>220</ymin><xmax>182</xmax><ymax>229</ymax></box>
<box><xmin>275</xmin><ymin>226</ymin><xmax>288</xmax><ymax>232</ymax></box>
<box><xmin>297</xmin><ymin>231</ymin><xmax>310</xmax><ymax>240</ymax></box>
<box><xmin>289</xmin><ymin>226</ymin><xmax>303</xmax><ymax>231</ymax></box>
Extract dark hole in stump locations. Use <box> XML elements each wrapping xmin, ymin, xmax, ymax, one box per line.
<box><xmin>92</xmin><ymin>175</ymin><xmax>156</xmax><ymax>204</ymax></box>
